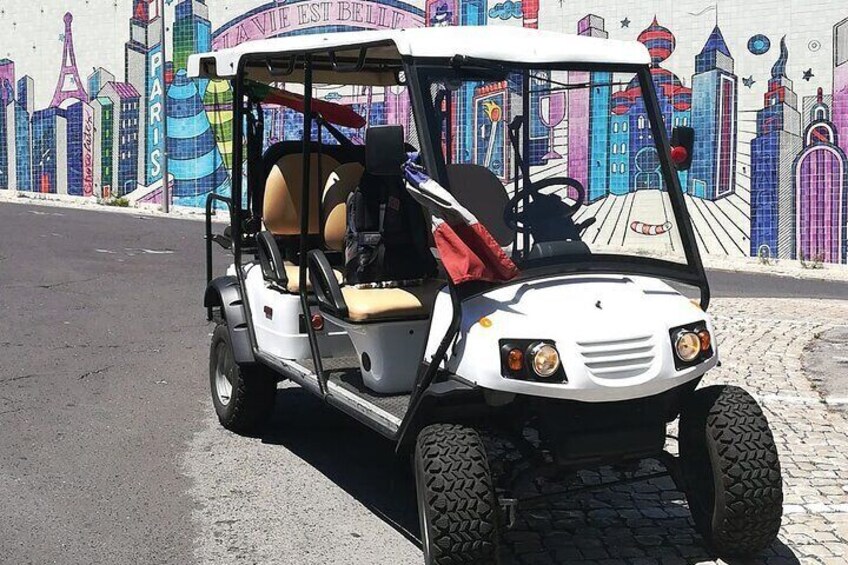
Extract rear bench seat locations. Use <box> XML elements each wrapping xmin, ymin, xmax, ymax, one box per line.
<box><xmin>259</xmin><ymin>142</ymin><xmax>365</xmax><ymax>292</ymax></box>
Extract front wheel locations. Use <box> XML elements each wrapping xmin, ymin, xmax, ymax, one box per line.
<box><xmin>679</xmin><ymin>385</ymin><xmax>783</xmax><ymax>557</ymax></box>
<box><xmin>414</xmin><ymin>424</ymin><xmax>500</xmax><ymax>565</ymax></box>
<box><xmin>209</xmin><ymin>323</ymin><xmax>276</xmax><ymax>434</ymax></box>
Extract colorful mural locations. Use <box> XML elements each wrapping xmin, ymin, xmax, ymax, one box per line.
<box><xmin>0</xmin><ymin>0</ymin><xmax>846</xmax><ymax>265</ymax></box>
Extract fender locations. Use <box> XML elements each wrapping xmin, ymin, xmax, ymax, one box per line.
<box><xmin>204</xmin><ymin>276</ymin><xmax>256</xmax><ymax>365</ymax></box>
<box><xmin>395</xmin><ymin>373</ymin><xmax>484</xmax><ymax>452</ymax></box>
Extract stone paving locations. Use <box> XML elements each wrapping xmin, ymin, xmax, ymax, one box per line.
<box><xmin>185</xmin><ymin>297</ymin><xmax>848</xmax><ymax>564</ymax></box>
<box><xmin>499</xmin><ymin>298</ymin><xmax>848</xmax><ymax>565</ymax></box>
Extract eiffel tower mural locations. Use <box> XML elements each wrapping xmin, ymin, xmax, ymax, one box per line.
<box><xmin>49</xmin><ymin>13</ymin><xmax>88</xmax><ymax>108</ymax></box>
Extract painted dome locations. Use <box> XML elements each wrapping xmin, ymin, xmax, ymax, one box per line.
<box><xmin>638</xmin><ymin>17</ymin><xmax>676</xmax><ymax>66</ymax></box>
<box><xmin>612</xmin><ymin>66</ymin><xmax>691</xmax><ymax>115</ymax></box>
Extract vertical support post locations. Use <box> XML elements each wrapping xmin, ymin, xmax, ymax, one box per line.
<box><xmin>231</xmin><ymin>68</ymin><xmax>244</xmax><ymax>268</ymax></box>
<box><xmin>445</xmin><ymin>90</ymin><xmax>453</xmax><ymax>165</ymax></box>
<box><xmin>638</xmin><ymin>66</ymin><xmax>711</xmax><ymax>309</ymax></box>
<box><xmin>521</xmin><ymin>70</ymin><xmax>532</xmax><ymax>256</ymax></box>
<box><xmin>298</xmin><ymin>55</ymin><xmax>326</xmax><ymax>393</ymax></box>
<box><xmin>299</xmin><ymin>58</ymin><xmax>313</xmax><ymax>294</ymax></box>
<box><xmin>160</xmin><ymin>0</ymin><xmax>170</xmax><ymax>213</ymax></box>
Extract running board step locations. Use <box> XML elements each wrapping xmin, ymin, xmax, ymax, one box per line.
<box><xmin>259</xmin><ymin>354</ymin><xmax>402</xmax><ymax>439</ymax></box>
<box><xmin>325</xmin><ymin>389</ymin><xmax>400</xmax><ymax>439</ymax></box>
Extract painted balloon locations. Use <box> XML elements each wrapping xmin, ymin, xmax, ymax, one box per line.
<box><xmin>747</xmin><ymin>34</ymin><xmax>771</xmax><ymax>55</ymax></box>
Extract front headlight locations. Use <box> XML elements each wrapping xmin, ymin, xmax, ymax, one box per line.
<box><xmin>529</xmin><ymin>342</ymin><xmax>561</xmax><ymax>378</ymax></box>
<box><xmin>674</xmin><ymin>331</ymin><xmax>702</xmax><ymax>362</ymax></box>
<box><xmin>500</xmin><ymin>339</ymin><xmax>565</xmax><ymax>382</ymax></box>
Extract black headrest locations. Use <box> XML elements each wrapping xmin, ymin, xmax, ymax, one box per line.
<box><xmin>366</xmin><ymin>126</ymin><xmax>406</xmax><ymax>176</ymax></box>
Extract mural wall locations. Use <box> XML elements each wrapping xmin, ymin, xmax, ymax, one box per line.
<box><xmin>0</xmin><ymin>0</ymin><xmax>846</xmax><ymax>264</ymax></box>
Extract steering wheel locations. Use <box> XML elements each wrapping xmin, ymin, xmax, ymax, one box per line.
<box><xmin>504</xmin><ymin>177</ymin><xmax>586</xmax><ymax>234</ymax></box>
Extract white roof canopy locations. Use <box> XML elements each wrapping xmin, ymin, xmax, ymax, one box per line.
<box><xmin>188</xmin><ymin>27</ymin><xmax>651</xmax><ymax>85</ymax></box>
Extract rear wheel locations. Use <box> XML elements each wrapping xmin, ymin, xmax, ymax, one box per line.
<box><xmin>209</xmin><ymin>323</ymin><xmax>276</xmax><ymax>434</ymax></box>
<box><xmin>414</xmin><ymin>424</ymin><xmax>500</xmax><ymax>565</ymax></box>
<box><xmin>679</xmin><ymin>385</ymin><xmax>782</xmax><ymax>556</ymax></box>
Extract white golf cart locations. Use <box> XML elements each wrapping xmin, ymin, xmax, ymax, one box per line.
<box><xmin>192</xmin><ymin>27</ymin><xmax>782</xmax><ymax>564</ymax></box>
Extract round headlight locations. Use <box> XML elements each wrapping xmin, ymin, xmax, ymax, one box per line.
<box><xmin>675</xmin><ymin>331</ymin><xmax>701</xmax><ymax>362</ymax></box>
<box><xmin>529</xmin><ymin>343</ymin><xmax>560</xmax><ymax>378</ymax></box>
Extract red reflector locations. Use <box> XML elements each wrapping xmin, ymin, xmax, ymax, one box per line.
<box><xmin>671</xmin><ymin>145</ymin><xmax>688</xmax><ymax>165</ymax></box>
<box><xmin>311</xmin><ymin>313</ymin><xmax>325</xmax><ymax>331</ymax></box>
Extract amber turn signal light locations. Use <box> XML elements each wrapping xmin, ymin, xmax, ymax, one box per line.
<box><xmin>697</xmin><ymin>329</ymin><xmax>711</xmax><ymax>352</ymax></box>
<box><xmin>507</xmin><ymin>348</ymin><xmax>524</xmax><ymax>372</ymax></box>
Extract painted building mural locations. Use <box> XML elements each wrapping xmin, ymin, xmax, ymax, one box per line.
<box><xmin>0</xmin><ymin>0</ymin><xmax>846</xmax><ymax>264</ymax></box>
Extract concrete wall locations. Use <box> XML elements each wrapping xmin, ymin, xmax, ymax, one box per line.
<box><xmin>0</xmin><ymin>0</ymin><xmax>846</xmax><ymax>264</ymax></box>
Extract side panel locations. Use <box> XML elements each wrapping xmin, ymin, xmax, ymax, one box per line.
<box><xmin>242</xmin><ymin>263</ymin><xmax>354</xmax><ymax>360</ymax></box>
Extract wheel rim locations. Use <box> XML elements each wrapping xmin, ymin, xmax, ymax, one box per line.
<box><xmin>214</xmin><ymin>342</ymin><xmax>233</xmax><ymax>406</ymax></box>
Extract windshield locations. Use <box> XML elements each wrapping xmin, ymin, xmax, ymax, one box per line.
<box><xmin>414</xmin><ymin>64</ymin><xmax>695</xmax><ymax>271</ymax></box>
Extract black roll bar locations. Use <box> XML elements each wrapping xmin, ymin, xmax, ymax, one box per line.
<box><xmin>204</xmin><ymin>193</ymin><xmax>233</xmax><ymax>320</ymax></box>
<box><xmin>297</xmin><ymin>54</ymin><xmax>328</xmax><ymax>395</ymax></box>
<box><xmin>328</xmin><ymin>48</ymin><xmax>368</xmax><ymax>73</ymax></box>
<box><xmin>227</xmin><ymin>63</ymin><xmax>264</xmax><ymax>357</ymax></box>
<box><xmin>637</xmin><ymin>66</ymin><xmax>711</xmax><ymax>309</ymax></box>
<box><xmin>266</xmin><ymin>55</ymin><xmax>297</xmax><ymax>77</ymax></box>
<box><xmin>520</xmin><ymin>70</ymin><xmax>532</xmax><ymax>258</ymax></box>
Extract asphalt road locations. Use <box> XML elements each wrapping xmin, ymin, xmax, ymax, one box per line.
<box><xmin>0</xmin><ymin>200</ymin><xmax>845</xmax><ymax>564</ymax></box>
<box><xmin>0</xmin><ymin>202</ymin><xmax>210</xmax><ymax>564</ymax></box>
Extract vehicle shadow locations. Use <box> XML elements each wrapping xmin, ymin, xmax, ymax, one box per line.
<box><xmin>260</xmin><ymin>386</ymin><xmax>420</xmax><ymax>544</ymax></box>
<box><xmin>261</xmin><ymin>386</ymin><xmax>800</xmax><ymax>565</ymax></box>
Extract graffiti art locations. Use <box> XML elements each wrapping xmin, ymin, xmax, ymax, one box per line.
<box><xmin>0</xmin><ymin>1</ymin><xmax>845</xmax><ymax>265</ymax></box>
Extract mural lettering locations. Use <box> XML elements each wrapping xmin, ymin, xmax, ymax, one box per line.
<box><xmin>82</xmin><ymin>105</ymin><xmax>94</xmax><ymax>197</ymax></box>
<box><xmin>212</xmin><ymin>0</ymin><xmax>424</xmax><ymax>49</ymax></box>
<box><xmin>148</xmin><ymin>49</ymin><xmax>164</xmax><ymax>182</ymax></box>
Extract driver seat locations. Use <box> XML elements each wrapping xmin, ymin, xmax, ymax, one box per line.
<box><xmin>318</xmin><ymin>126</ymin><xmax>443</xmax><ymax>323</ymax></box>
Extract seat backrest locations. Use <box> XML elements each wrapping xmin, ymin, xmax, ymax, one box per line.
<box><xmin>446</xmin><ymin>164</ymin><xmax>515</xmax><ymax>246</ymax></box>
<box><xmin>342</xmin><ymin>126</ymin><xmax>437</xmax><ymax>285</ymax></box>
<box><xmin>257</xmin><ymin>140</ymin><xmax>365</xmax><ymax>226</ymax></box>
<box><xmin>263</xmin><ymin>152</ymin><xmax>342</xmax><ymax>236</ymax></box>
<box><xmin>322</xmin><ymin>162</ymin><xmax>364</xmax><ymax>252</ymax></box>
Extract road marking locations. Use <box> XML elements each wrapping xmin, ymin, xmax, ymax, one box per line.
<box><xmin>28</xmin><ymin>210</ymin><xmax>64</xmax><ymax>216</ymax></box>
<box><xmin>784</xmin><ymin>503</ymin><xmax>848</xmax><ymax>515</ymax></box>
<box><xmin>826</xmin><ymin>397</ymin><xmax>848</xmax><ymax>405</ymax></box>
<box><xmin>755</xmin><ymin>393</ymin><xmax>848</xmax><ymax>406</ymax></box>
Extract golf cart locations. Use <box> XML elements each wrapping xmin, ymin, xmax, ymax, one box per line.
<box><xmin>192</xmin><ymin>26</ymin><xmax>782</xmax><ymax>563</ymax></box>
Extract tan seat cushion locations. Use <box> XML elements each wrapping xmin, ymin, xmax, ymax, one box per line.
<box><xmin>264</xmin><ymin>153</ymin><xmax>342</xmax><ymax>236</ymax></box>
<box><xmin>340</xmin><ymin>280</ymin><xmax>446</xmax><ymax>322</ymax></box>
<box><xmin>284</xmin><ymin>264</ymin><xmax>343</xmax><ymax>294</ymax></box>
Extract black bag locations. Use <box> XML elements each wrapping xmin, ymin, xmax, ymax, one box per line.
<box><xmin>344</xmin><ymin>172</ymin><xmax>436</xmax><ymax>285</ymax></box>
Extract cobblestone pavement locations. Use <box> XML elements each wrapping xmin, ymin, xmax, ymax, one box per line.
<box><xmin>497</xmin><ymin>298</ymin><xmax>848</xmax><ymax>565</ymax></box>
<box><xmin>186</xmin><ymin>298</ymin><xmax>848</xmax><ymax>565</ymax></box>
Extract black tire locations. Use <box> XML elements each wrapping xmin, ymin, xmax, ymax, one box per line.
<box><xmin>679</xmin><ymin>385</ymin><xmax>782</xmax><ymax>557</ymax></box>
<box><xmin>209</xmin><ymin>323</ymin><xmax>276</xmax><ymax>434</ymax></box>
<box><xmin>414</xmin><ymin>424</ymin><xmax>500</xmax><ymax>565</ymax></box>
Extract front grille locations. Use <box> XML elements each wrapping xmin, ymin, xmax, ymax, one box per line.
<box><xmin>578</xmin><ymin>335</ymin><xmax>656</xmax><ymax>380</ymax></box>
